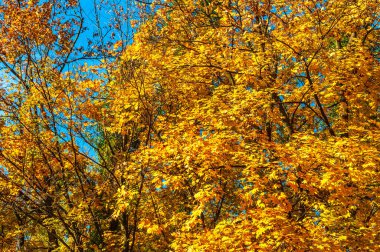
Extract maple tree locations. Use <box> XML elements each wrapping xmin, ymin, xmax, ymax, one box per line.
<box><xmin>0</xmin><ymin>0</ymin><xmax>379</xmax><ymax>251</ymax></box>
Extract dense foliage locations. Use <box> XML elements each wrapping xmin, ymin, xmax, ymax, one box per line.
<box><xmin>0</xmin><ymin>0</ymin><xmax>379</xmax><ymax>251</ymax></box>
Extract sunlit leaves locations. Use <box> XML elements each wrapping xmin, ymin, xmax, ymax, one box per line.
<box><xmin>107</xmin><ymin>0</ymin><xmax>380</xmax><ymax>250</ymax></box>
<box><xmin>0</xmin><ymin>0</ymin><xmax>379</xmax><ymax>250</ymax></box>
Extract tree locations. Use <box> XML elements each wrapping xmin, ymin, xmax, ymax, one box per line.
<box><xmin>0</xmin><ymin>0</ymin><xmax>379</xmax><ymax>251</ymax></box>
<box><xmin>0</xmin><ymin>0</ymin><xmax>138</xmax><ymax>250</ymax></box>
<box><xmin>110</xmin><ymin>0</ymin><xmax>380</xmax><ymax>250</ymax></box>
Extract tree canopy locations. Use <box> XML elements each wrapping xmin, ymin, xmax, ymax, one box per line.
<box><xmin>0</xmin><ymin>0</ymin><xmax>379</xmax><ymax>251</ymax></box>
